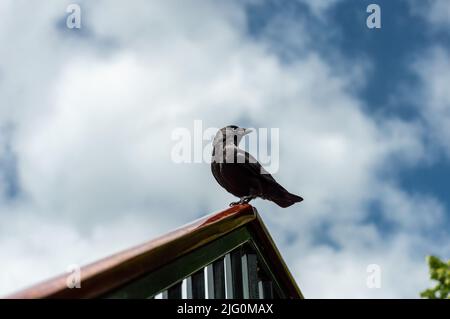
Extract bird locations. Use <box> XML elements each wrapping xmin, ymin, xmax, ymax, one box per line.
<box><xmin>211</xmin><ymin>125</ymin><xmax>303</xmax><ymax>208</ymax></box>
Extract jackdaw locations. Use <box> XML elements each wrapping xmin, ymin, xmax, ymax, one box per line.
<box><xmin>211</xmin><ymin>125</ymin><xmax>303</xmax><ymax>207</ymax></box>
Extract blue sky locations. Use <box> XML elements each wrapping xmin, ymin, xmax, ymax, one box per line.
<box><xmin>0</xmin><ymin>0</ymin><xmax>449</xmax><ymax>298</ymax></box>
<box><xmin>246</xmin><ymin>0</ymin><xmax>450</xmax><ymax>242</ymax></box>
<box><xmin>331</xmin><ymin>0</ymin><xmax>450</xmax><ymax>231</ymax></box>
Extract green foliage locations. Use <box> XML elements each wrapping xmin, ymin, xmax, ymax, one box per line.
<box><xmin>420</xmin><ymin>255</ymin><xmax>450</xmax><ymax>299</ymax></box>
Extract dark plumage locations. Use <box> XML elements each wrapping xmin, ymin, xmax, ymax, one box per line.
<box><xmin>211</xmin><ymin>125</ymin><xmax>303</xmax><ymax>208</ymax></box>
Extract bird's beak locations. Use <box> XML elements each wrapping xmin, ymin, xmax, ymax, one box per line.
<box><xmin>243</xmin><ymin>128</ymin><xmax>253</xmax><ymax>135</ymax></box>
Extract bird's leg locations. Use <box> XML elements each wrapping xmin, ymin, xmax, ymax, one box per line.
<box><xmin>242</xmin><ymin>195</ymin><xmax>256</xmax><ymax>203</ymax></box>
<box><xmin>229</xmin><ymin>195</ymin><xmax>256</xmax><ymax>206</ymax></box>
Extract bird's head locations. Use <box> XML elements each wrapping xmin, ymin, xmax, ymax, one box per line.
<box><xmin>214</xmin><ymin>125</ymin><xmax>253</xmax><ymax>146</ymax></box>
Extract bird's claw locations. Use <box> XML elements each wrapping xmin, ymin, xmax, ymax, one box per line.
<box><xmin>229</xmin><ymin>199</ymin><xmax>246</xmax><ymax>206</ymax></box>
<box><xmin>229</xmin><ymin>196</ymin><xmax>255</xmax><ymax>206</ymax></box>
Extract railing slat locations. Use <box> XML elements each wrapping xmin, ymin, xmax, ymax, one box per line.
<box><xmin>231</xmin><ymin>248</ymin><xmax>243</xmax><ymax>298</ymax></box>
<box><xmin>260</xmin><ymin>281</ymin><xmax>274</xmax><ymax>299</ymax></box>
<box><xmin>242</xmin><ymin>252</ymin><xmax>259</xmax><ymax>299</ymax></box>
<box><xmin>154</xmin><ymin>291</ymin><xmax>168</xmax><ymax>299</ymax></box>
<box><xmin>167</xmin><ymin>282</ymin><xmax>182</xmax><ymax>299</ymax></box>
<box><xmin>224</xmin><ymin>254</ymin><xmax>234</xmax><ymax>299</ymax></box>
<box><xmin>182</xmin><ymin>277</ymin><xmax>192</xmax><ymax>299</ymax></box>
<box><xmin>205</xmin><ymin>264</ymin><xmax>214</xmax><ymax>299</ymax></box>
<box><xmin>213</xmin><ymin>258</ymin><xmax>225</xmax><ymax>299</ymax></box>
<box><xmin>154</xmin><ymin>292</ymin><xmax>163</xmax><ymax>299</ymax></box>
<box><xmin>191</xmin><ymin>269</ymin><xmax>205</xmax><ymax>299</ymax></box>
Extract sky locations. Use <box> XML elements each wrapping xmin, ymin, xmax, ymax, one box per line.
<box><xmin>0</xmin><ymin>0</ymin><xmax>449</xmax><ymax>298</ymax></box>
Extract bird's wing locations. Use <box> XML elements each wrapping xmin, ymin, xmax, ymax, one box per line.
<box><xmin>235</xmin><ymin>148</ymin><xmax>278</xmax><ymax>184</ymax></box>
<box><xmin>236</xmin><ymin>148</ymin><xmax>302</xmax><ymax>207</ymax></box>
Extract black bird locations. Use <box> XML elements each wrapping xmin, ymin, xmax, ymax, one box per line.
<box><xmin>211</xmin><ymin>125</ymin><xmax>303</xmax><ymax>208</ymax></box>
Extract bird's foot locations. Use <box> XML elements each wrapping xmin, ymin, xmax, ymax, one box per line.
<box><xmin>242</xmin><ymin>195</ymin><xmax>256</xmax><ymax>203</ymax></box>
<box><xmin>229</xmin><ymin>200</ymin><xmax>241</xmax><ymax>206</ymax></box>
<box><xmin>229</xmin><ymin>196</ymin><xmax>256</xmax><ymax>206</ymax></box>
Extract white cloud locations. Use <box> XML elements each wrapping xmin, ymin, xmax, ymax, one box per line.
<box><xmin>0</xmin><ymin>210</ymin><xmax>172</xmax><ymax>293</ymax></box>
<box><xmin>412</xmin><ymin>0</ymin><xmax>450</xmax><ymax>29</ymax></box>
<box><xmin>296</xmin><ymin>0</ymin><xmax>342</xmax><ymax>18</ymax></box>
<box><xmin>0</xmin><ymin>0</ymin><xmax>447</xmax><ymax>298</ymax></box>
<box><xmin>292</xmin><ymin>238</ymin><xmax>429</xmax><ymax>298</ymax></box>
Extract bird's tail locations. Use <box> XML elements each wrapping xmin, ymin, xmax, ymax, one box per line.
<box><xmin>270</xmin><ymin>192</ymin><xmax>303</xmax><ymax>208</ymax></box>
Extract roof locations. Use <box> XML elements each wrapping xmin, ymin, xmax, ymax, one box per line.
<box><xmin>7</xmin><ymin>204</ymin><xmax>303</xmax><ymax>299</ymax></box>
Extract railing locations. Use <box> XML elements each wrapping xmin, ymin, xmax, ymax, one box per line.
<box><xmin>7</xmin><ymin>204</ymin><xmax>303</xmax><ymax>299</ymax></box>
<box><xmin>150</xmin><ymin>243</ymin><xmax>279</xmax><ymax>299</ymax></box>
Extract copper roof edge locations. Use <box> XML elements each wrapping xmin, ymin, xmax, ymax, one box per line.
<box><xmin>5</xmin><ymin>204</ymin><xmax>256</xmax><ymax>299</ymax></box>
